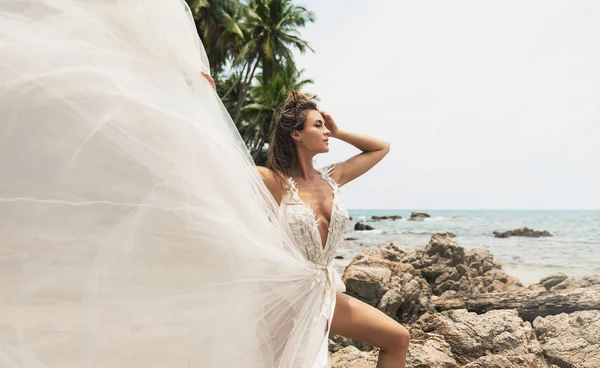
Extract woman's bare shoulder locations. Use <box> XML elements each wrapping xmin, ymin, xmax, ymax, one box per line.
<box><xmin>257</xmin><ymin>166</ymin><xmax>278</xmax><ymax>187</ymax></box>
<box><xmin>257</xmin><ymin>166</ymin><xmax>285</xmax><ymax>204</ymax></box>
<box><xmin>257</xmin><ymin>166</ymin><xmax>274</xmax><ymax>178</ymax></box>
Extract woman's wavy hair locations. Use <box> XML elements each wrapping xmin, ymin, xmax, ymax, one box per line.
<box><xmin>267</xmin><ymin>90</ymin><xmax>318</xmax><ymax>183</ymax></box>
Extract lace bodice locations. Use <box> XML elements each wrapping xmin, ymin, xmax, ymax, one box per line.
<box><xmin>277</xmin><ymin>164</ymin><xmax>349</xmax><ymax>366</ymax></box>
<box><xmin>278</xmin><ymin>165</ymin><xmax>350</xmax><ymax>269</ymax></box>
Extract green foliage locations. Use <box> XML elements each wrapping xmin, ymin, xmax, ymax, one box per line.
<box><xmin>186</xmin><ymin>0</ymin><xmax>244</xmax><ymax>76</ymax></box>
<box><xmin>186</xmin><ymin>0</ymin><xmax>315</xmax><ymax>163</ymax></box>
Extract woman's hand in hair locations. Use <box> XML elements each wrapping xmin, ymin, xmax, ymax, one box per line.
<box><xmin>318</xmin><ymin>110</ymin><xmax>340</xmax><ymax>138</ymax></box>
<box><xmin>201</xmin><ymin>70</ymin><xmax>217</xmax><ymax>92</ymax></box>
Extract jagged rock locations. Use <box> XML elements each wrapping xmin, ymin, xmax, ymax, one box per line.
<box><xmin>535</xmin><ymin>273</ymin><xmax>600</xmax><ymax>291</ymax></box>
<box><xmin>333</xmin><ymin>233</ymin><xmax>600</xmax><ymax>368</ymax></box>
<box><xmin>527</xmin><ymin>283</ymin><xmax>548</xmax><ymax>292</ymax></box>
<box><xmin>332</xmin><ymin>333</ymin><xmax>461</xmax><ymax>368</ymax></box>
<box><xmin>435</xmin><ymin>231</ymin><xmax>457</xmax><ymax>238</ymax></box>
<box><xmin>406</xmin><ymin>331</ymin><xmax>460</xmax><ymax>367</ymax></box>
<box><xmin>385</xmin><ymin>275</ymin><xmax>431</xmax><ymax>323</ymax></box>
<box><xmin>371</xmin><ymin>215</ymin><xmax>402</xmax><ymax>221</ymax></box>
<box><xmin>539</xmin><ymin>273</ymin><xmax>569</xmax><ymax>290</ymax></box>
<box><xmin>330</xmin><ymin>346</ymin><xmax>378</xmax><ymax>367</ymax></box>
<box><xmin>344</xmin><ymin>237</ymin><xmax>358</xmax><ymax>241</ymax></box>
<box><xmin>493</xmin><ymin>227</ymin><xmax>553</xmax><ymax>238</ymax></box>
<box><xmin>534</xmin><ymin>310</ymin><xmax>600</xmax><ymax>368</ymax></box>
<box><xmin>408</xmin><ymin>212</ymin><xmax>430</xmax><ymax>221</ymax></box>
<box><xmin>331</xmin><ymin>309</ymin><xmax>590</xmax><ymax>367</ymax></box>
<box><xmin>414</xmin><ymin>309</ymin><xmax>549</xmax><ymax>367</ymax></box>
<box><xmin>462</xmin><ymin>355</ymin><xmax>554</xmax><ymax>368</ymax></box>
<box><xmin>432</xmin><ymin>285</ymin><xmax>600</xmax><ymax>322</ymax></box>
<box><xmin>354</xmin><ymin>222</ymin><xmax>374</xmax><ymax>231</ymax></box>
<box><xmin>341</xmin><ymin>234</ymin><xmax>524</xmax><ymax>324</ymax></box>
<box><xmin>343</xmin><ymin>265</ymin><xmax>392</xmax><ymax>304</ymax></box>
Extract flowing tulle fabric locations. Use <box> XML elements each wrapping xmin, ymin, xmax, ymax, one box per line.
<box><xmin>0</xmin><ymin>1</ymin><xmax>329</xmax><ymax>367</ymax></box>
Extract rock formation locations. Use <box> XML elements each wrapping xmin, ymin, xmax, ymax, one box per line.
<box><xmin>371</xmin><ymin>215</ymin><xmax>402</xmax><ymax>221</ymax></box>
<box><xmin>493</xmin><ymin>227</ymin><xmax>553</xmax><ymax>238</ymax></box>
<box><xmin>330</xmin><ymin>233</ymin><xmax>599</xmax><ymax>367</ymax></box>
<box><xmin>354</xmin><ymin>222</ymin><xmax>374</xmax><ymax>231</ymax></box>
<box><xmin>408</xmin><ymin>212</ymin><xmax>430</xmax><ymax>221</ymax></box>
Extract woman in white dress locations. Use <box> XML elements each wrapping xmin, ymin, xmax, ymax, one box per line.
<box><xmin>0</xmin><ymin>1</ymin><xmax>407</xmax><ymax>367</ymax></box>
<box><xmin>250</xmin><ymin>87</ymin><xmax>411</xmax><ymax>367</ymax></box>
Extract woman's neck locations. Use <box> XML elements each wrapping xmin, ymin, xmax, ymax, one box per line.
<box><xmin>291</xmin><ymin>148</ymin><xmax>317</xmax><ymax>180</ymax></box>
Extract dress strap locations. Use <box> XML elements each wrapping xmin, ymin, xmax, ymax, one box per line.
<box><xmin>318</xmin><ymin>164</ymin><xmax>340</xmax><ymax>191</ymax></box>
<box><xmin>285</xmin><ymin>176</ymin><xmax>301</xmax><ymax>203</ymax></box>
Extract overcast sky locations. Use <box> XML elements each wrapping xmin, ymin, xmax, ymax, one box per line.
<box><xmin>293</xmin><ymin>1</ymin><xmax>600</xmax><ymax>210</ymax></box>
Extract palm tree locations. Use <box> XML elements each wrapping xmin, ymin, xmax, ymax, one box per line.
<box><xmin>231</xmin><ymin>0</ymin><xmax>315</xmax><ymax>124</ymax></box>
<box><xmin>243</xmin><ymin>63</ymin><xmax>314</xmax><ymax>162</ymax></box>
<box><xmin>186</xmin><ymin>0</ymin><xmax>244</xmax><ymax>75</ymax></box>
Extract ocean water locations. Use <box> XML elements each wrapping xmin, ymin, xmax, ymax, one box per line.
<box><xmin>334</xmin><ymin>210</ymin><xmax>600</xmax><ymax>286</ymax></box>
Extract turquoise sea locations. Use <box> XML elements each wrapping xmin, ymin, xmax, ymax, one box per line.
<box><xmin>334</xmin><ymin>210</ymin><xmax>600</xmax><ymax>285</ymax></box>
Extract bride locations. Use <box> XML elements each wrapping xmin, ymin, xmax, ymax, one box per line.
<box><xmin>0</xmin><ymin>1</ymin><xmax>407</xmax><ymax>367</ymax></box>
<box><xmin>254</xmin><ymin>86</ymin><xmax>409</xmax><ymax>366</ymax></box>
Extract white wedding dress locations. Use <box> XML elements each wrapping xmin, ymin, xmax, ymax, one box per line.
<box><xmin>0</xmin><ymin>1</ymin><xmax>349</xmax><ymax>367</ymax></box>
<box><xmin>280</xmin><ymin>165</ymin><xmax>350</xmax><ymax>367</ymax></box>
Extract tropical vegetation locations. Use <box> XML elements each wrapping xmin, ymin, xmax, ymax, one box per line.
<box><xmin>185</xmin><ymin>0</ymin><xmax>315</xmax><ymax>164</ymax></box>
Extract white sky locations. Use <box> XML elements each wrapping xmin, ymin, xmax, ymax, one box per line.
<box><xmin>293</xmin><ymin>1</ymin><xmax>600</xmax><ymax>210</ymax></box>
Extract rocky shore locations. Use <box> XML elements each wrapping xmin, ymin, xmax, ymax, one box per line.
<box><xmin>493</xmin><ymin>227</ymin><xmax>554</xmax><ymax>238</ymax></box>
<box><xmin>330</xmin><ymin>233</ymin><xmax>600</xmax><ymax>368</ymax></box>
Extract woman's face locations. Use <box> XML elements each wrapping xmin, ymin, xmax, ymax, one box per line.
<box><xmin>294</xmin><ymin>110</ymin><xmax>330</xmax><ymax>153</ymax></box>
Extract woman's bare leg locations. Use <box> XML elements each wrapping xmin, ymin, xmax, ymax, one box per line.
<box><xmin>330</xmin><ymin>292</ymin><xmax>409</xmax><ymax>368</ymax></box>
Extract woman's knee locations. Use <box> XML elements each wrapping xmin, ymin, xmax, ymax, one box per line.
<box><xmin>381</xmin><ymin>323</ymin><xmax>410</xmax><ymax>352</ymax></box>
